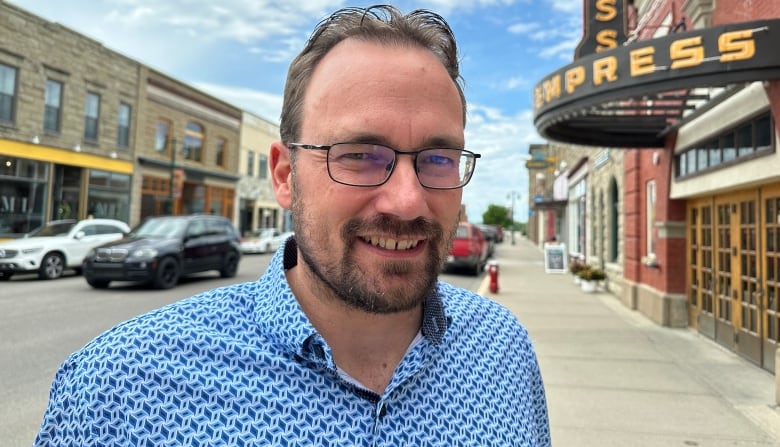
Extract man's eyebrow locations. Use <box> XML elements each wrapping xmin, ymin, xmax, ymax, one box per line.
<box><xmin>336</xmin><ymin>133</ymin><xmax>464</xmax><ymax>149</ymax></box>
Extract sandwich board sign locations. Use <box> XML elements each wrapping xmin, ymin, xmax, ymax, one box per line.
<box><xmin>544</xmin><ymin>242</ymin><xmax>567</xmax><ymax>274</ymax></box>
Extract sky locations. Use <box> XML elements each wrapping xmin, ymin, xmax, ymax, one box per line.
<box><xmin>11</xmin><ymin>0</ymin><xmax>584</xmax><ymax>223</ymax></box>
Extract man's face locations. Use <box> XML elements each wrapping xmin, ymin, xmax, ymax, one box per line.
<box><xmin>283</xmin><ymin>39</ymin><xmax>465</xmax><ymax>314</ymax></box>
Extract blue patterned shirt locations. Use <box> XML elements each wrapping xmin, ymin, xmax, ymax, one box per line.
<box><xmin>35</xmin><ymin>238</ymin><xmax>550</xmax><ymax>446</ymax></box>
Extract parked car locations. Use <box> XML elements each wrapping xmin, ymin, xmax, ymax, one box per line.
<box><xmin>240</xmin><ymin>228</ymin><xmax>292</xmax><ymax>254</ymax></box>
<box><xmin>476</xmin><ymin>224</ymin><xmax>498</xmax><ymax>257</ymax></box>
<box><xmin>82</xmin><ymin>214</ymin><xmax>241</xmax><ymax>289</ymax></box>
<box><xmin>0</xmin><ymin>218</ymin><xmax>130</xmax><ymax>280</ymax></box>
<box><xmin>443</xmin><ymin>222</ymin><xmax>489</xmax><ymax>276</ymax></box>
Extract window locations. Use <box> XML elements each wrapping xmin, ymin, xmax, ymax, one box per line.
<box><xmin>215</xmin><ymin>138</ymin><xmax>226</xmax><ymax>167</ymax></box>
<box><xmin>117</xmin><ymin>102</ymin><xmax>131</xmax><ymax>148</ymax></box>
<box><xmin>722</xmin><ymin>132</ymin><xmax>736</xmax><ymax>162</ymax></box>
<box><xmin>736</xmin><ymin>124</ymin><xmax>752</xmax><ymax>157</ymax></box>
<box><xmin>646</xmin><ymin>180</ymin><xmax>656</xmax><ymax>257</ymax></box>
<box><xmin>258</xmin><ymin>154</ymin><xmax>268</xmax><ymax>179</ymax></box>
<box><xmin>708</xmin><ymin>140</ymin><xmax>720</xmax><ymax>166</ymax></box>
<box><xmin>155</xmin><ymin>120</ymin><xmax>171</xmax><ymax>153</ymax></box>
<box><xmin>44</xmin><ymin>79</ymin><xmax>63</xmax><ymax>133</ymax></box>
<box><xmin>247</xmin><ymin>151</ymin><xmax>255</xmax><ymax>176</ymax></box>
<box><xmin>0</xmin><ymin>63</ymin><xmax>17</xmax><ymax>124</ymax></box>
<box><xmin>675</xmin><ymin>112</ymin><xmax>774</xmax><ymax>178</ymax></box>
<box><xmin>84</xmin><ymin>92</ymin><xmax>101</xmax><ymax>142</ymax></box>
<box><xmin>183</xmin><ymin>121</ymin><xmax>203</xmax><ymax>161</ymax></box>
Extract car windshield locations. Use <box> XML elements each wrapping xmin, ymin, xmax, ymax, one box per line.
<box><xmin>130</xmin><ymin>218</ymin><xmax>188</xmax><ymax>238</ymax></box>
<box><xmin>27</xmin><ymin>221</ymin><xmax>77</xmax><ymax>237</ymax></box>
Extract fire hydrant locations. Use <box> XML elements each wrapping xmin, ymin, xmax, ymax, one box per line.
<box><xmin>487</xmin><ymin>260</ymin><xmax>499</xmax><ymax>293</ymax></box>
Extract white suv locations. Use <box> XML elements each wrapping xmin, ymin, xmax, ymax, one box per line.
<box><xmin>0</xmin><ymin>218</ymin><xmax>130</xmax><ymax>280</ymax></box>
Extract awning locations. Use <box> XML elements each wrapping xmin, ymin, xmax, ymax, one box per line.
<box><xmin>533</xmin><ymin>18</ymin><xmax>780</xmax><ymax>148</ymax></box>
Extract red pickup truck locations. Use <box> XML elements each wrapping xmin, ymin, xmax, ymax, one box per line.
<box><xmin>443</xmin><ymin>222</ymin><xmax>489</xmax><ymax>276</ymax></box>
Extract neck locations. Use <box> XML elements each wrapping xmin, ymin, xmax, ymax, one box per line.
<box><xmin>286</xmin><ymin>261</ymin><xmax>423</xmax><ymax>394</ymax></box>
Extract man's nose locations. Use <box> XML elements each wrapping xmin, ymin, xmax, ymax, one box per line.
<box><xmin>374</xmin><ymin>155</ymin><xmax>429</xmax><ymax>219</ymax></box>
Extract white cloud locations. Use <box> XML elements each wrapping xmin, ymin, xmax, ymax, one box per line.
<box><xmin>462</xmin><ymin>104</ymin><xmax>542</xmax><ymax>221</ymax></box>
<box><xmin>192</xmin><ymin>82</ymin><xmax>283</xmax><ymax>124</ymax></box>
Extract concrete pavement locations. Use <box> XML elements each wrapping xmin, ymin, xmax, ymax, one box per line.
<box><xmin>478</xmin><ymin>236</ymin><xmax>780</xmax><ymax>446</ymax></box>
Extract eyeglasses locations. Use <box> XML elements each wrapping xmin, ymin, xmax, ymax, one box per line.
<box><xmin>286</xmin><ymin>142</ymin><xmax>481</xmax><ymax>189</ymax></box>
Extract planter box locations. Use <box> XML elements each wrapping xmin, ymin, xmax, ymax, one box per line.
<box><xmin>581</xmin><ymin>280</ymin><xmax>598</xmax><ymax>293</ymax></box>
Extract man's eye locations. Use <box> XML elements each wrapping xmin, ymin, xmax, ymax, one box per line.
<box><xmin>421</xmin><ymin>154</ymin><xmax>455</xmax><ymax>167</ymax></box>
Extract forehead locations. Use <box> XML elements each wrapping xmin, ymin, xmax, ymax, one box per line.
<box><xmin>300</xmin><ymin>39</ymin><xmax>464</xmax><ymax>146</ymax></box>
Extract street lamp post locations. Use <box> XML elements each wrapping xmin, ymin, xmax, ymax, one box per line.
<box><xmin>507</xmin><ymin>191</ymin><xmax>521</xmax><ymax>245</ymax></box>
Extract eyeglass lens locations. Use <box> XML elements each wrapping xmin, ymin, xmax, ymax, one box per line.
<box><xmin>327</xmin><ymin>143</ymin><xmax>473</xmax><ymax>188</ymax></box>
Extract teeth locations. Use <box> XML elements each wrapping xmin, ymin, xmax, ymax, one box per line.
<box><xmin>363</xmin><ymin>236</ymin><xmax>420</xmax><ymax>250</ymax></box>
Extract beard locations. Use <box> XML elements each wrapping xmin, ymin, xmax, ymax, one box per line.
<box><xmin>291</xmin><ymin>190</ymin><xmax>457</xmax><ymax>314</ymax></box>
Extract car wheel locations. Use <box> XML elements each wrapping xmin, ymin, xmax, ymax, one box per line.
<box><xmin>152</xmin><ymin>257</ymin><xmax>180</xmax><ymax>289</ymax></box>
<box><xmin>0</xmin><ymin>271</ymin><xmax>12</xmax><ymax>281</ymax></box>
<box><xmin>86</xmin><ymin>277</ymin><xmax>110</xmax><ymax>289</ymax></box>
<box><xmin>220</xmin><ymin>251</ymin><xmax>239</xmax><ymax>278</ymax></box>
<box><xmin>39</xmin><ymin>253</ymin><xmax>65</xmax><ymax>280</ymax></box>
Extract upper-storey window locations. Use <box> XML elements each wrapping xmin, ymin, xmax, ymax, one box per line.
<box><xmin>84</xmin><ymin>92</ymin><xmax>101</xmax><ymax>142</ymax></box>
<box><xmin>675</xmin><ymin>112</ymin><xmax>775</xmax><ymax>179</ymax></box>
<box><xmin>0</xmin><ymin>63</ymin><xmax>17</xmax><ymax>124</ymax></box>
<box><xmin>258</xmin><ymin>154</ymin><xmax>268</xmax><ymax>179</ymax></box>
<box><xmin>117</xmin><ymin>102</ymin><xmax>131</xmax><ymax>148</ymax></box>
<box><xmin>215</xmin><ymin>137</ymin><xmax>226</xmax><ymax>167</ymax></box>
<box><xmin>44</xmin><ymin>79</ymin><xmax>63</xmax><ymax>133</ymax></box>
<box><xmin>155</xmin><ymin>119</ymin><xmax>171</xmax><ymax>154</ymax></box>
<box><xmin>183</xmin><ymin>121</ymin><xmax>203</xmax><ymax>162</ymax></box>
<box><xmin>247</xmin><ymin>151</ymin><xmax>255</xmax><ymax>176</ymax></box>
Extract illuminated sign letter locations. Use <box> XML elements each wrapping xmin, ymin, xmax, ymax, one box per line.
<box><xmin>720</xmin><ymin>30</ymin><xmax>755</xmax><ymax>62</ymax></box>
<box><xmin>543</xmin><ymin>76</ymin><xmax>562</xmax><ymax>103</ymax></box>
<box><xmin>595</xmin><ymin>0</ymin><xmax>617</xmax><ymax>21</ymax></box>
<box><xmin>596</xmin><ymin>29</ymin><xmax>618</xmax><ymax>51</ymax></box>
<box><xmin>565</xmin><ymin>66</ymin><xmax>586</xmax><ymax>93</ymax></box>
<box><xmin>670</xmin><ymin>37</ymin><xmax>704</xmax><ymax>69</ymax></box>
<box><xmin>593</xmin><ymin>57</ymin><xmax>618</xmax><ymax>85</ymax></box>
<box><xmin>629</xmin><ymin>46</ymin><xmax>656</xmax><ymax>76</ymax></box>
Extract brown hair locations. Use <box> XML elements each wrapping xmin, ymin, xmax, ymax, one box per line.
<box><xmin>279</xmin><ymin>5</ymin><xmax>466</xmax><ymax>145</ymax></box>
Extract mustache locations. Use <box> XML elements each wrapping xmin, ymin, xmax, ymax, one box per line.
<box><xmin>342</xmin><ymin>215</ymin><xmax>443</xmax><ymax>240</ymax></box>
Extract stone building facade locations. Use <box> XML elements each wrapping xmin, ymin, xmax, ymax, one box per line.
<box><xmin>0</xmin><ymin>1</ymin><xmax>137</xmax><ymax>234</ymax></box>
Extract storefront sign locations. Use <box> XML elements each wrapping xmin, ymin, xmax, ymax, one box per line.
<box><xmin>533</xmin><ymin>19</ymin><xmax>780</xmax><ymax>147</ymax></box>
<box><xmin>575</xmin><ymin>0</ymin><xmax>627</xmax><ymax>58</ymax></box>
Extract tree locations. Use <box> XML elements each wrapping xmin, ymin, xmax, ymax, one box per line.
<box><xmin>482</xmin><ymin>204</ymin><xmax>512</xmax><ymax>228</ymax></box>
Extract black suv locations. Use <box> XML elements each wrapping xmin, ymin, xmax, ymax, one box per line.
<box><xmin>83</xmin><ymin>215</ymin><xmax>241</xmax><ymax>289</ymax></box>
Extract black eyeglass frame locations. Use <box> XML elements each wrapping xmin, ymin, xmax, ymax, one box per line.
<box><xmin>286</xmin><ymin>142</ymin><xmax>481</xmax><ymax>190</ymax></box>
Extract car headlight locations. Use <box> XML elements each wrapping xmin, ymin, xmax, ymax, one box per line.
<box><xmin>131</xmin><ymin>247</ymin><xmax>159</xmax><ymax>259</ymax></box>
<box><xmin>21</xmin><ymin>247</ymin><xmax>43</xmax><ymax>254</ymax></box>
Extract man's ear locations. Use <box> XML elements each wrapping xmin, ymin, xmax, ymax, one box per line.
<box><xmin>270</xmin><ymin>141</ymin><xmax>292</xmax><ymax>210</ymax></box>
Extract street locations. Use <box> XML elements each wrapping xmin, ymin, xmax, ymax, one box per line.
<box><xmin>0</xmin><ymin>251</ymin><xmax>484</xmax><ymax>446</ymax></box>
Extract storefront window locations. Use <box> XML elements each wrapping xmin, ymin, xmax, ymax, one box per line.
<box><xmin>0</xmin><ymin>157</ymin><xmax>48</xmax><ymax>235</ymax></box>
<box><xmin>87</xmin><ymin>170</ymin><xmax>131</xmax><ymax>223</ymax></box>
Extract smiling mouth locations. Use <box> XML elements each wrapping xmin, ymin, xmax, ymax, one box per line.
<box><xmin>361</xmin><ymin>236</ymin><xmax>422</xmax><ymax>251</ymax></box>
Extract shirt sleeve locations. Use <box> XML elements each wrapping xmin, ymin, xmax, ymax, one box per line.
<box><xmin>33</xmin><ymin>355</ymin><xmax>96</xmax><ymax>447</ymax></box>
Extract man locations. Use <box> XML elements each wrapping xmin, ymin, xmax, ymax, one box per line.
<box><xmin>35</xmin><ymin>5</ymin><xmax>550</xmax><ymax>446</ymax></box>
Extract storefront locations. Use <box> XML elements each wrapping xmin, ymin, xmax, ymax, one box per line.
<box><xmin>0</xmin><ymin>139</ymin><xmax>132</xmax><ymax>236</ymax></box>
<box><xmin>533</xmin><ymin>10</ymin><xmax>780</xmax><ymax>372</ymax></box>
<box><xmin>137</xmin><ymin>157</ymin><xmax>237</xmax><ymax>223</ymax></box>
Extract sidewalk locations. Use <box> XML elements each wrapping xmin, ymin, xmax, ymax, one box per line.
<box><xmin>478</xmin><ymin>236</ymin><xmax>780</xmax><ymax>446</ymax></box>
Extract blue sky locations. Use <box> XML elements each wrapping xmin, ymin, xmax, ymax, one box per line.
<box><xmin>12</xmin><ymin>0</ymin><xmax>583</xmax><ymax>222</ymax></box>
